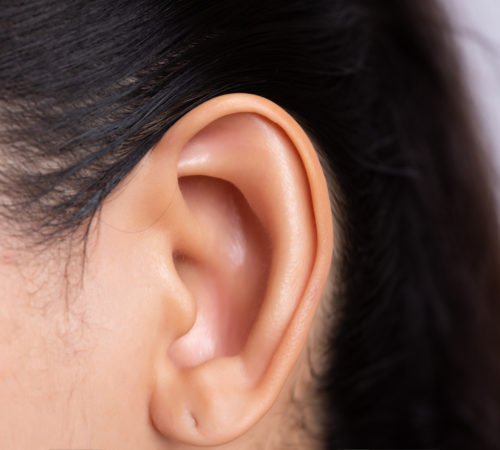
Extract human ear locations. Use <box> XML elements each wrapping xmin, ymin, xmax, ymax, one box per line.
<box><xmin>99</xmin><ymin>93</ymin><xmax>333</xmax><ymax>446</ymax></box>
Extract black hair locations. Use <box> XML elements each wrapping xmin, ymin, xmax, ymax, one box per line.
<box><xmin>1</xmin><ymin>0</ymin><xmax>500</xmax><ymax>448</ymax></box>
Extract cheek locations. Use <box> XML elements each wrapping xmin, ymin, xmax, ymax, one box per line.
<box><xmin>65</xmin><ymin>230</ymin><xmax>165</xmax><ymax>445</ymax></box>
<box><xmin>0</xmin><ymin>263</ymin><xmax>100</xmax><ymax>445</ymax></box>
<box><xmin>0</xmin><ymin>237</ymin><xmax>160</xmax><ymax>447</ymax></box>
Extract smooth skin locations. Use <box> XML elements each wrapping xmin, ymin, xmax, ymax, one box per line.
<box><xmin>0</xmin><ymin>94</ymin><xmax>334</xmax><ymax>449</ymax></box>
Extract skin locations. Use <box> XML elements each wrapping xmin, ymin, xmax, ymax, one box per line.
<box><xmin>0</xmin><ymin>94</ymin><xmax>334</xmax><ymax>449</ymax></box>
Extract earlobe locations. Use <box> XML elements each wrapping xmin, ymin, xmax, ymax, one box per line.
<box><xmin>102</xmin><ymin>94</ymin><xmax>333</xmax><ymax>446</ymax></box>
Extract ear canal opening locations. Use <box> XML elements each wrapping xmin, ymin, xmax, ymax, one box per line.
<box><xmin>169</xmin><ymin>175</ymin><xmax>272</xmax><ymax>368</ymax></box>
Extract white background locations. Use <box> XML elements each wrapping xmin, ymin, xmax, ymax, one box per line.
<box><xmin>445</xmin><ymin>0</ymin><xmax>500</xmax><ymax>199</ymax></box>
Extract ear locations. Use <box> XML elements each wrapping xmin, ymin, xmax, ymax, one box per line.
<box><xmin>100</xmin><ymin>93</ymin><xmax>333</xmax><ymax>446</ymax></box>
